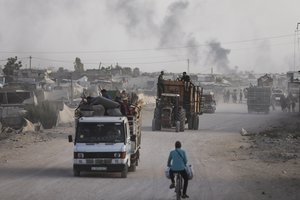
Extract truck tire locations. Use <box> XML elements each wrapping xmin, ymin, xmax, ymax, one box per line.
<box><xmin>73</xmin><ymin>169</ymin><xmax>80</xmax><ymax>177</ymax></box>
<box><xmin>193</xmin><ymin>115</ymin><xmax>199</xmax><ymax>130</ymax></box>
<box><xmin>152</xmin><ymin>119</ymin><xmax>156</xmax><ymax>131</ymax></box>
<box><xmin>247</xmin><ymin>106</ymin><xmax>252</xmax><ymax>114</ymax></box>
<box><xmin>188</xmin><ymin>114</ymin><xmax>194</xmax><ymax>130</ymax></box>
<box><xmin>154</xmin><ymin>108</ymin><xmax>161</xmax><ymax>130</ymax></box>
<box><xmin>156</xmin><ymin>120</ymin><xmax>161</xmax><ymax>130</ymax></box>
<box><xmin>121</xmin><ymin>163</ymin><xmax>128</xmax><ymax>178</ymax></box>
<box><xmin>175</xmin><ymin>121</ymin><xmax>180</xmax><ymax>132</ymax></box>
<box><xmin>176</xmin><ymin>109</ymin><xmax>185</xmax><ymax>132</ymax></box>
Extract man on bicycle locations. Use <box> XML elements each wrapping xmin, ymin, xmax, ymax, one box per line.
<box><xmin>167</xmin><ymin>141</ymin><xmax>189</xmax><ymax>198</ymax></box>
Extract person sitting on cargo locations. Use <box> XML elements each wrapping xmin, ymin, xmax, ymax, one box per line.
<box><xmin>157</xmin><ymin>71</ymin><xmax>165</xmax><ymax>98</ymax></box>
<box><xmin>181</xmin><ymin>72</ymin><xmax>190</xmax><ymax>90</ymax></box>
<box><xmin>86</xmin><ymin>96</ymin><xmax>94</xmax><ymax>104</ymax></box>
<box><xmin>121</xmin><ymin>90</ymin><xmax>127</xmax><ymax>97</ymax></box>
<box><xmin>120</xmin><ymin>97</ymin><xmax>131</xmax><ymax>116</ymax></box>
<box><xmin>180</xmin><ymin>72</ymin><xmax>190</xmax><ymax>82</ymax></box>
<box><xmin>101</xmin><ymin>89</ymin><xmax>112</xmax><ymax>100</ymax></box>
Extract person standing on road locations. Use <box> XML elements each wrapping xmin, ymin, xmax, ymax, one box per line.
<box><xmin>167</xmin><ymin>141</ymin><xmax>189</xmax><ymax>199</ymax></box>
<box><xmin>239</xmin><ymin>89</ymin><xmax>243</xmax><ymax>104</ymax></box>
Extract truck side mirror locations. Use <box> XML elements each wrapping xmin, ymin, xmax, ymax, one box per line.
<box><xmin>130</xmin><ymin>135</ymin><xmax>136</xmax><ymax>142</ymax></box>
<box><xmin>68</xmin><ymin>135</ymin><xmax>73</xmax><ymax>143</ymax></box>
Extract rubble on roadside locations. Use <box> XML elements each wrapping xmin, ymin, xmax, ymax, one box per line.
<box><xmin>243</xmin><ymin>119</ymin><xmax>300</xmax><ymax>162</ymax></box>
<box><xmin>0</xmin><ymin>120</ymin><xmax>52</xmax><ymax>150</ymax></box>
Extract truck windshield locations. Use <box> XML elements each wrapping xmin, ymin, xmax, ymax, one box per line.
<box><xmin>76</xmin><ymin>122</ymin><xmax>125</xmax><ymax>143</ymax></box>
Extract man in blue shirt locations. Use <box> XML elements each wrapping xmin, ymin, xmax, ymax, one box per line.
<box><xmin>167</xmin><ymin>141</ymin><xmax>189</xmax><ymax>198</ymax></box>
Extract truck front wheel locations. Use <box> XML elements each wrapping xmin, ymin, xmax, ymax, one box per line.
<box><xmin>121</xmin><ymin>164</ymin><xmax>128</xmax><ymax>178</ymax></box>
<box><xmin>152</xmin><ymin>119</ymin><xmax>156</xmax><ymax>131</ymax></box>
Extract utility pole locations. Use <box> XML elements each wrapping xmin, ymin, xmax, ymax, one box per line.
<box><xmin>70</xmin><ymin>72</ymin><xmax>73</xmax><ymax>105</ymax></box>
<box><xmin>29</xmin><ymin>56</ymin><xmax>32</xmax><ymax>70</ymax></box>
<box><xmin>187</xmin><ymin>59</ymin><xmax>190</xmax><ymax>74</ymax></box>
<box><xmin>297</xmin><ymin>23</ymin><xmax>300</xmax><ymax>71</ymax></box>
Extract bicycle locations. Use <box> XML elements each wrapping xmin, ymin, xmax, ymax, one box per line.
<box><xmin>174</xmin><ymin>172</ymin><xmax>183</xmax><ymax>200</ymax></box>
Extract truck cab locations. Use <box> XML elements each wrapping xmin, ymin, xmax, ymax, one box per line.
<box><xmin>68</xmin><ymin>116</ymin><xmax>137</xmax><ymax>178</ymax></box>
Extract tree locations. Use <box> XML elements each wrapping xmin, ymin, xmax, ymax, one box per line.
<box><xmin>133</xmin><ymin>67</ymin><xmax>140</xmax><ymax>77</ymax></box>
<box><xmin>74</xmin><ymin>57</ymin><xmax>84</xmax><ymax>72</ymax></box>
<box><xmin>3</xmin><ymin>56</ymin><xmax>22</xmax><ymax>76</ymax></box>
<box><xmin>122</xmin><ymin>67</ymin><xmax>132</xmax><ymax>76</ymax></box>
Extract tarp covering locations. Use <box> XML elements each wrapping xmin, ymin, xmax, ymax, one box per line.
<box><xmin>56</xmin><ymin>103</ymin><xmax>75</xmax><ymax>126</ymax></box>
<box><xmin>41</xmin><ymin>77</ymin><xmax>55</xmax><ymax>84</ymax></box>
<box><xmin>22</xmin><ymin>118</ymin><xmax>35</xmax><ymax>132</ymax></box>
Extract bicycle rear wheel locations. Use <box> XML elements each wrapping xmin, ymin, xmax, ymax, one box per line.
<box><xmin>175</xmin><ymin>174</ymin><xmax>182</xmax><ymax>200</ymax></box>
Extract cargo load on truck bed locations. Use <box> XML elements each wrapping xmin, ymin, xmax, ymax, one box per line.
<box><xmin>247</xmin><ymin>74</ymin><xmax>273</xmax><ymax>114</ymax></box>
<box><xmin>247</xmin><ymin>86</ymin><xmax>271</xmax><ymax>113</ymax></box>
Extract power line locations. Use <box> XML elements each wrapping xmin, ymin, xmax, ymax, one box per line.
<box><xmin>32</xmin><ymin>56</ymin><xmax>186</xmax><ymax>65</ymax></box>
<box><xmin>0</xmin><ymin>33</ymin><xmax>295</xmax><ymax>54</ymax></box>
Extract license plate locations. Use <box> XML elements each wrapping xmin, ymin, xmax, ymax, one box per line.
<box><xmin>91</xmin><ymin>167</ymin><xmax>107</xmax><ymax>171</ymax></box>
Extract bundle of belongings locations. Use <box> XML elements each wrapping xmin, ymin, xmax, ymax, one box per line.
<box><xmin>75</xmin><ymin>92</ymin><xmax>142</xmax><ymax>118</ymax></box>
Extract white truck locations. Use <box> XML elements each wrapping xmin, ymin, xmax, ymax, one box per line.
<box><xmin>68</xmin><ymin>95</ymin><xmax>142</xmax><ymax>178</ymax></box>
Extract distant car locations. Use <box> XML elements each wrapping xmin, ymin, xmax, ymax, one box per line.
<box><xmin>202</xmin><ymin>93</ymin><xmax>216</xmax><ymax>113</ymax></box>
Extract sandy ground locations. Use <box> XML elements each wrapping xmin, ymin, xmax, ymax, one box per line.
<box><xmin>0</xmin><ymin>103</ymin><xmax>299</xmax><ymax>200</ymax></box>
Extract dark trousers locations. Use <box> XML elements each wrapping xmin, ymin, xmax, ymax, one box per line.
<box><xmin>157</xmin><ymin>84</ymin><xmax>164</xmax><ymax>98</ymax></box>
<box><xmin>170</xmin><ymin>169</ymin><xmax>188</xmax><ymax>195</ymax></box>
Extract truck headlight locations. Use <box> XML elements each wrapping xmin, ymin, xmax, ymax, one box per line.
<box><xmin>114</xmin><ymin>153</ymin><xmax>121</xmax><ymax>158</ymax></box>
<box><xmin>78</xmin><ymin>153</ymin><xmax>84</xmax><ymax>158</ymax></box>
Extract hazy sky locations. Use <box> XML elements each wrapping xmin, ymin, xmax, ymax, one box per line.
<box><xmin>0</xmin><ymin>0</ymin><xmax>300</xmax><ymax>74</ymax></box>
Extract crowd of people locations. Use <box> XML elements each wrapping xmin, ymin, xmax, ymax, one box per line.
<box><xmin>222</xmin><ymin>88</ymin><xmax>298</xmax><ymax>113</ymax></box>
<box><xmin>223</xmin><ymin>89</ymin><xmax>243</xmax><ymax>104</ymax></box>
<box><xmin>277</xmin><ymin>92</ymin><xmax>297</xmax><ymax>112</ymax></box>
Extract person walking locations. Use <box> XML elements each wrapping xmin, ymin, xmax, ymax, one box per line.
<box><xmin>239</xmin><ymin>89</ymin><xmax>243</xmax><ymax>104</ymax></box>
<box><xmin>167</xmin><ymin>141</ymin><xmax>189</xmax><ymax>198</ymax></box>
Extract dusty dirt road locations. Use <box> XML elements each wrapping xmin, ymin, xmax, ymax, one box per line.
<box><xmin>0</xmin><ymin>103</ymin><xmax>299</xmax><ymax>200</ymax></box>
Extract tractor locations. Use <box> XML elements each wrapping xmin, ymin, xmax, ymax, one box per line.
<box><xmin>152</xmin><ymin>79</ymin><xmax>203</xmax><ymax>132</ymax></box>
